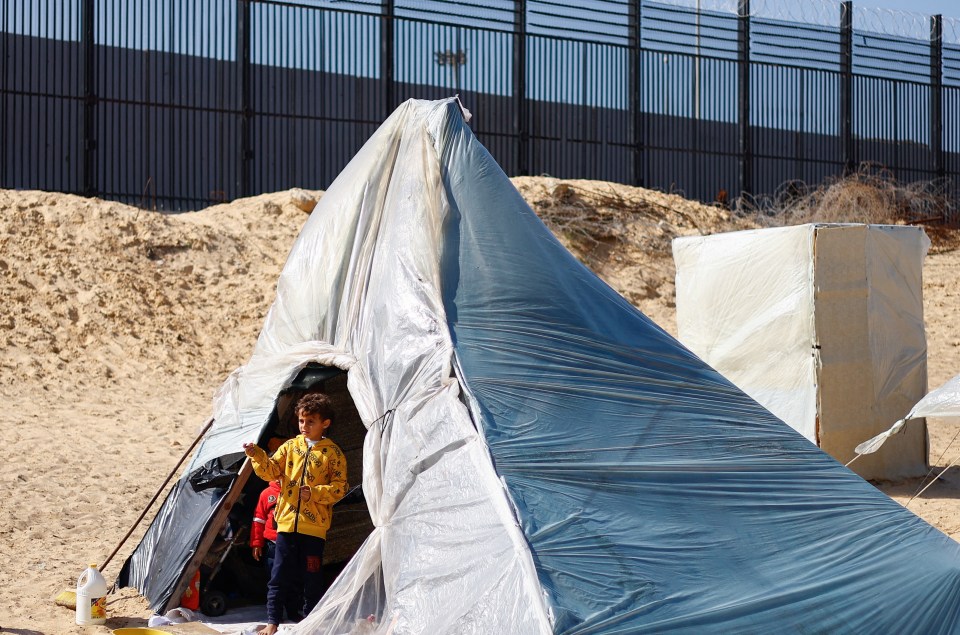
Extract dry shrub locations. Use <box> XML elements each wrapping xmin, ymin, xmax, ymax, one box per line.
<box><xmin>747</xmin><ymin>164</ymin><xmax>952</xmax><ymax>226</ymax></box>
<box><xmin>539</xmin><ymin>182</ymin><xmax>634</xmax><ymax>244</ymax></box>
<box><xmin>925</xmin><ymin>225</ymin><xmax>960</xmax><ymax>254</ymax></box>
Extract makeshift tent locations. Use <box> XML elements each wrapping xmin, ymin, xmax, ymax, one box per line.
<box><xmin>121</xmin><ymin>98</ymin><xmax>960</xmax><ymax>633</ymax></box>
<box><xmin>673</xmin><ymin>224</ymin><xmax>929</xmax><ymax>482</ymax></box>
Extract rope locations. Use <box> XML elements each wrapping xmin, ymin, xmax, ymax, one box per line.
<box><xmin>374</xmin><ymin>409</ymin><xmax>395</xmax><ymax>433</ymax></box>
<box><xmin>907</xmin><ymin>455</ymin><xmax>960</xmax><ymax>507</ymax></box>
<box><xmin>906</xmin><ymin>426</ymin><xmax>960</xmax><ymax>503</ymax></box>
<box><xmin>844</xmin><ymin>418</ymin><xmax>907</xmax><ymax>467</ymax></box>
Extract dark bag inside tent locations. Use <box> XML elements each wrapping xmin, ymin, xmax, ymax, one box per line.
<box><xmin>120</xmin><ymin>363</ymin><xmax>375</xmax><ymax>618</ymax></box>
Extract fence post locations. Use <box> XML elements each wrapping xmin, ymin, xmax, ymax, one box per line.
<box><xmin>737</xmin><ymin>0</ymin><xmax>751</xmax><ymax>201</ymax></box>
<box><xmin>382</xmin><ymin>0</ymin><xmax>394</xmax><ymax>113</ymax></box>
<box><xmin>514</xmin><ymin>0</ymin><xmax>528</xmax><ymax>176</ymax></box>
<box><xmin>0</xmin><ymin>2</ymin><xmax>7</xmax><ymax>188</ymax></box>
<box><xmin>238</xmin><ymin>0</ymin><xmax>252</xmax><ymax>198</ymax></box>
<box><xmin>629</xmin><ymin>0</ymin><xmax>643</xmax><ymax>187</ymax></box>
<box><xmin>82</xmin><ymin>0</ymin><xmax>97</xmax><ymax>197</ymax></box>
<box><xmin>931</xmin><ymin>14</ymin><xmax>944</xmax><ymax>182</ymax></box>
<box><xmin>840</xmin><ymin>1</ymin><xmax>854</xmax><ymax>175</ymax></box>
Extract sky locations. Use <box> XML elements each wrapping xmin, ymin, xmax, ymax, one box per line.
<box><xmin>853</xmin><ymin>0</ymin><xmax>957</xmax><ymax>19</ymax></box>
<box><xmin>867</xmin><ymin>0</ymin><xmax>953</xmax><ymax>14</ymax></box>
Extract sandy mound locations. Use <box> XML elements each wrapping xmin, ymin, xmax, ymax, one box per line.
<box><xmin>2</xmin><ymin>180</ymin><xmax>960</xmax><ymax>634</ymax></box>
<box><xmin>0</xmin><ymin>189</ymin><xmax>317</xmax><ymax>390</ymax></box>
<box><xmin>512</xmin><ymin>177</ymin><xmax>756</xmax><ymax>330</ymax></box>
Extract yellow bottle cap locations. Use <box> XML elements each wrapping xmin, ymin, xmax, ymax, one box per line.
<box><xmin>90</xmin><ymin>563</ymin><xmax>98</xmax><ymax>568</ymax></box>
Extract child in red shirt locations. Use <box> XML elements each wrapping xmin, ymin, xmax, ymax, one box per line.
<box><xmin>250</xmin><ymin>480</ymin><xmax>281</xmax><ymax>566</ymax></box>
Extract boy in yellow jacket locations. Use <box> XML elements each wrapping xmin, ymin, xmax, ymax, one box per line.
<box><xmin>243</xmin><ymin>392</ymin><xmax>348</xmax><ymax>635</ymax></box>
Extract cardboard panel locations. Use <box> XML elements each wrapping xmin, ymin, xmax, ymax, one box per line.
<box><xmin>814</xmin><ymin>225</ymin><xmax>927</xmax><ymax>480</ymax></box>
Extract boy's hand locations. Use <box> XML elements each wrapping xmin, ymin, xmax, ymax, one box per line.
<box><xmin>251</xmin><ymin>546</ymin><xmax>262</xmax><ymax>561</ymax></box>
<box><xmin>299</xmin><ymin>486</ymin><xmax>312</xmax><ymax>502</ymax></box>
<box><xmin>242</xmin><ymin>443</ymin><xmax>258</xmax><ymax>457</ymax></box>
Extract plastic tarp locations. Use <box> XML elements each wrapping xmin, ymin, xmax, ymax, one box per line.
<box><xmin>422</xmin><ymin>106</ymin><xmax>960</xmax><ymax>633</ymax></box>
<box><xmin>221</xmin><ymin>99</ymin><xmax>549</xmax><ymax>633</ymax></box>
<box><xmin>911</xmin><ymin>373</ymin><xmax>960</xmax><ymax>419</ymax></box>
<box><xmin>857</xmin><ymin>373</ymin><xmax>960</xmax><ymax>456</ymax></box>
<box><xmin>118</xmin><ymin>467</ymin><xmax>234</xmax><ymax>611</ymax></box>
<box><xmin>673</xmin><ymin>226</ymin><xmax>818</xmax><ymax>440</ymax></box>
<box><xmin>861</xmin><ymin>226</ymin><xmax>929</xmax><ymax>408</ymax></box>
<box><xmin>126</xmin><ymin>99</ymin><xmax>960</xmax><ymax>633</ymax></box>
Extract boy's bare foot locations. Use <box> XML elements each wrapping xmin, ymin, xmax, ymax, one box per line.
<box><xmin>257</xmin><ymin>624</ymin><xmax>278</xmax><ymax>635</ymax></box>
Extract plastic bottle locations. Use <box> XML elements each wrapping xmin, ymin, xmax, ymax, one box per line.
<box><xmin>76</xmin><ymin>563</ymin><xmax>108</xmax><ymax>626</ymax></box>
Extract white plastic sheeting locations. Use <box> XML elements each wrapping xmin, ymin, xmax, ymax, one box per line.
<box><xmin>856</xmin><ymin>373</ymin><xmax>960</xmax><ymax>456</ymax></box>
<box><xmin>192</xmin><ymin>99</ymin><xmax>552</xmax><ymax>634</ymax></box>
<box><xmin>910</xmin><ymin>374</ymin><xmax>960</xmax><ymax>419</ymax></box>
<box><xmin>673</xmin><ymin>226</ymin><xmax>818</xmax><ymax>440</ymax></box>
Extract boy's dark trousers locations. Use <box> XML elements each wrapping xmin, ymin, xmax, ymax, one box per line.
<box><xmin>264</xmin><ymin>539</ymin><xmax>301</xmax><ymax>621</ymax></box>
<box><xmin>266</xmin><ymin>531</ymin><xmax>326</xmax><ymax>625</ymax></box>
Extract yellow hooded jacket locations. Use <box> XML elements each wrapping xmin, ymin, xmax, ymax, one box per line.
<box><xmin>247</xmin><ymin>435</ymin><xmax>348</xmax><ymax>540</ymax></box>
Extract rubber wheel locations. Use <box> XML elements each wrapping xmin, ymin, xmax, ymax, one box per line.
<box><xmin>201</xmin><ymin>589</ymin><xmax>227</xmax><ymax>617</ymax></box>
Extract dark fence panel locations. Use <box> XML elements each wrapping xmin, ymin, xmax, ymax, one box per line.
<box><xmin>93</xmin><ymin>44</ymin><xmax>241</xmax><ymax>208</ymax></box>
<box><xmin>2</xmin><ymin>33</ymin><xmax>84</xmax><ymax>194</ymax></box>
<box><xmin>2</xmin><ymin>0</ymin><xmax>960</xmax><ymax>217</ymax></box>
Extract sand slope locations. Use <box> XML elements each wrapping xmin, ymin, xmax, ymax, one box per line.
<box><xmin>2</xmin><ymin>182</ymin><xmax>959</xmax><ymax>634</ymax></box>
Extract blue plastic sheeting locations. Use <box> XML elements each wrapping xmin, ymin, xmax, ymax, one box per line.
<box><xmin>434</xmin><ymin>103</ymin><xmax>960</xmax><ymax>633</ymax></box>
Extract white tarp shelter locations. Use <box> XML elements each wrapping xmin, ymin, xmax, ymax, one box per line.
<box><xmin>673</xmin><ymin>224</ymin><xmax>930</xmax><ymax>481</ymax></box>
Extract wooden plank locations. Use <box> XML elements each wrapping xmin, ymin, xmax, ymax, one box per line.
<box><xmin>161</xmin><ymin>459</ymin><xmax>254</xmax><ymax>614</ymax></box>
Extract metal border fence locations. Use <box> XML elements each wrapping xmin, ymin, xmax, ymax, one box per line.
<box><xmin>2</xmin><ymin>0</ymin><xmax>959</xmax><ymax>214</ymax></box>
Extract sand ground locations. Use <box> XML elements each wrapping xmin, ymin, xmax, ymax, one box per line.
<box><xmin>2</xmin><ymin>181</ymin><xmax>959</xmax><ymax>634</ymax></box>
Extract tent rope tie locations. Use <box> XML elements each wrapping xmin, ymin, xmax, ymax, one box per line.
<box><xmin>101</xmin><ymin>416</ymin><xmax>216</xmax><ymax>586</ymax></box>
<box><xmin>374</xmin><ymin>409</ymin><xmax>395</xmax><ymax>432</ymax></box>
<box><xmin>906</xmin><ymin>426</ymin><xmax>960</xmax><ymax>504</ymax></box>
<box><xmin>907</xmin><ymin>455</ymin><xmax>960</xmax><ymax>507</ymax></box>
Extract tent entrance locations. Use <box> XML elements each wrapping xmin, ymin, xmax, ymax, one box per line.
<box><xmin>185</xmin><ymin>364</ymin><xmax>374</xmax><ymax>617</ymax></box>
<box><xmin>262</xmin><ymin>364</ymin><xmax>374</xmax><ymax>580</ymax></box>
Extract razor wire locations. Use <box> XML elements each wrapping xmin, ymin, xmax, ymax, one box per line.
<box><xmin>649</xmin><ymin>0</ymin><xmax>956</xmax><ymax>42</ymax></box>
<box><xmin>944</xmin><ymin>16</ymin><xmax>960</xmax><ymax>47</ymax></box>
<box><xmin>851</xmin><ymin>5</ymin><xmax>931</xmax><ymax>40</ymax></box>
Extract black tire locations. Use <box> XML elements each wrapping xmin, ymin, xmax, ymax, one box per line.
<box><xmin>201</xmin><ymin>590</ymin><xmax>228</xmax><ymax>617</ymax></box>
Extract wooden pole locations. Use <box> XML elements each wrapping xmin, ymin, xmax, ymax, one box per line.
<box><xmin>101</xmin><ymin>417</ymin><xmax>215</xmax><ymax>573</ymax></box>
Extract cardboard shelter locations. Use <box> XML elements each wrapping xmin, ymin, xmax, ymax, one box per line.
<box><xmin>673</xmin><ymin>224</ymin><xmax>930</xmax><ymax>481</ymax></box>
<box><xmin>119</xmin><ymin>100</ymin><xmax>960</xmax><ymax>633</ymax></box>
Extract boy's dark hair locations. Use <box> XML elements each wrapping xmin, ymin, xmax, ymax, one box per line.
<box><xmin>296</xmin><ymin>392</ymin><xmax>335</xmax><ymax>424</ymax></box>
